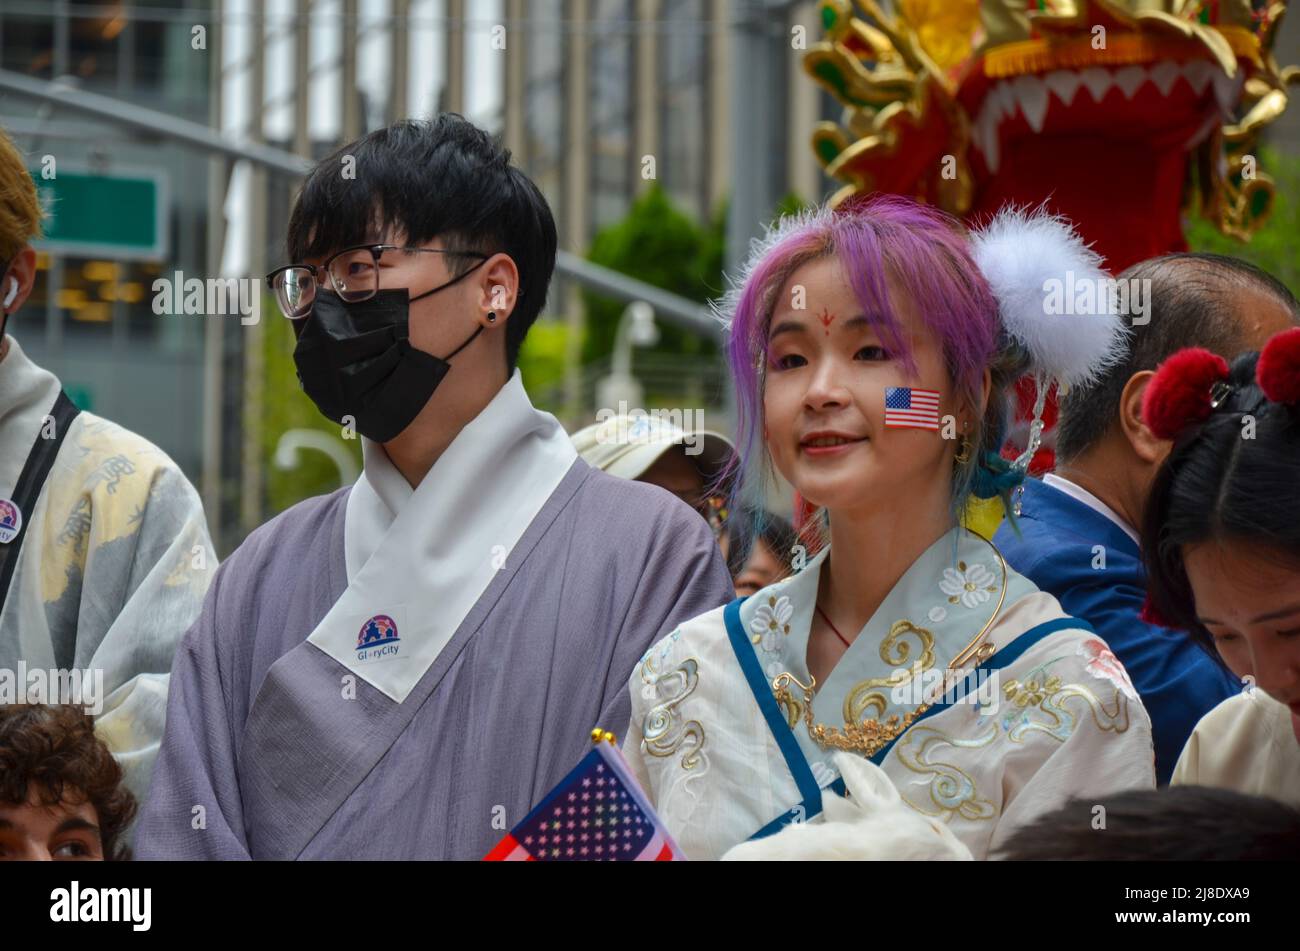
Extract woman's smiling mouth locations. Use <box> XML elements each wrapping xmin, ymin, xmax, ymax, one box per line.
<box><xmin>799</xmin><ymin>431</ymin><xmax>868</xmax><ymax>456</ymax></box>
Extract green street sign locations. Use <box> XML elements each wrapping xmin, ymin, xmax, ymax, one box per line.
<box><xmin>30</xmin><ymin>167</ymin><xmax>168</xmax><ymax>261</ymax></box>
<box><xmin>64</xmin><ymin>384</ymin><xmax>94</xmax><ymax>412</ymax></box>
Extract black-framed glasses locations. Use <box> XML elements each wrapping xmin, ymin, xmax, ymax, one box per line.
<box><xmin>264</xmin><ymin>244</ymin><xmax>489</xmax><ymax>320</ymax></box>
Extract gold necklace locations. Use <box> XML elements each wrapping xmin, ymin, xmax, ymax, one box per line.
<box><xmin>774</xmin><ymin>531</ymin><xmax>1009</xmax><ymax>757</ymax></box>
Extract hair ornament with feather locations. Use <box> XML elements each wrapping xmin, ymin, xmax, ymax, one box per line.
<box><xmin>968</xmin><ymin>205</ymin><xmax>1130</xmax><ymax>476</ymax></box>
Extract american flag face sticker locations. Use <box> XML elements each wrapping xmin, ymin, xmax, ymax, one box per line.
<box><xmin>884</xmin><ymin>387</ymin><xmax>941</xmax><ymax>430</ymax></box>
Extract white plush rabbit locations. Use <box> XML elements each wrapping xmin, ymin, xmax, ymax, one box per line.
<box><xmin>721</xmin><ymin>752</ymin><xmax>974</xmax><ymax>861</ymax></box>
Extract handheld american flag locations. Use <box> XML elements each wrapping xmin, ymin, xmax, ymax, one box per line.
<box><xmin>884</xmin><ymin>387</ymin><xmax>941</xmax><ymax>430</ymax></box>
<box><xmin>484</xmin><ymin>730</ymin><xmax>686</xmax><ymax>862</ymax></box>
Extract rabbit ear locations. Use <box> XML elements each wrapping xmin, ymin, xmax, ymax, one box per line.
<box><xmin>970</xmin><ymin>204</ymin><xmax>1130</xmax><ymax>390</ymax></box>
<box><xmin>832</xmin><ymin>752</ymin><xmax>901</xmax><ymax>807</ymax></box>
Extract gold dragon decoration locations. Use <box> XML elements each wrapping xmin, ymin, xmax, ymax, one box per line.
<box><xmin>805</xmin><ymin>0</ymin><xmax>1296</xmax><ymax>250</ymax></box>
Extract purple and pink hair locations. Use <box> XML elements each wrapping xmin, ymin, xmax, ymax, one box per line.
<box><xmin>715</xmin><ymin>194</ymin><xmax>1004</xmax><ymax>513</ymax></box>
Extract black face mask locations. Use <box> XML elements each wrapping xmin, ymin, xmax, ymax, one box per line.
<box><xmin>291</xmin><ymin>264</ymin><xmax>485</xmax><ymax>443</ymax></box>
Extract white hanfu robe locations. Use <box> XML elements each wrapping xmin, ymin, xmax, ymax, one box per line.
<box><xmin>1172</xmin><ymin>691</ymin><xmax>1300</xmax><ymax>808</ymax></box>
<box><xmin>0</xmin><ymin>336</ymin><xmax>216</xmax><ymax>807</ymax></box>
<box><xmin>624</xmin><ymin>526</ymin><xmax>1157</xmax><ymax>859</ymax></box>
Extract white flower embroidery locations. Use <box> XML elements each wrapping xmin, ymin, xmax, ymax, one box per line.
<box><xmin>749</xmin><ymin>595</ymin><xmax>794</xmax><ymax>653</ymax></box>
<box><xmin>939</xmin><ymin>561</ymin><xmax>997</xmax><ymax>609</ymax></box>
<box><xmin>928</xmin><ymin>606</ymin><xmax>948</xmax><ymax>623</ymax></box>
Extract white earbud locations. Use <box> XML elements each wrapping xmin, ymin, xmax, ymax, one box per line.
<box><xmin>2</xmin><ymin>277</ymin><xmax>16</xmax><ymax>310</ymax></box>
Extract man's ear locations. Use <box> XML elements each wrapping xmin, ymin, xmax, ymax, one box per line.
<box><xmin>476</xmin><ymin>253</ymin><xmax>519</xmax><ymax>328</ymax></box>
<box><xmin>2</xmin><ymin>247</ymin><xmax>37</xmax><ymax>315</ymax></box>
<box><xmin>1118</xmin><ymin>369</ymin><xmax>1167</xmax><ymax>465</ymax></box>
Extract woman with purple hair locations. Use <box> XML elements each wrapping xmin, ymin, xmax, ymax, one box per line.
<box><xmin>621</xmin><ymin>195</ymin><xmax>1157</xmax><ymax>860</ymax></box>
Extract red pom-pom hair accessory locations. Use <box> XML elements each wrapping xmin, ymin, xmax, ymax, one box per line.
<box><xmin>1256</xmin><ymin>327</ymin><xmax>1300</xmax><ymax>406</ymax></box>
<box><xmin>1141</xmin><ymin>348</ymin><xmax>1231</xmax><ymax>441</ymax></box>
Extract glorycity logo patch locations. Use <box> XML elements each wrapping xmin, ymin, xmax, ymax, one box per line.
<box><xmin>50</xmin><ymin>882</ymin><xmax>151</xmax><ymax>932</ymax></box>
<box><xmin>356</xmin><ymin>614</ymin><xmax>399</xmax><ymax>662</ymax></box>
<box><xmin>151</xmin><ymin>271</ymin><xmax>261</xmax><ymax>325</ymax></box>
<box><xmin>0</xmin><ymin>661</ymin><xmax>104</xmax><ymax>715</ymax></box>
<box><xmin>0</xmin><ymin>497</ymin><xmax>20</xmax><ymax>544</ymax></box>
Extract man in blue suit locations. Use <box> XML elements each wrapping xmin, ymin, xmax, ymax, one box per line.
<box><xmin>996</xmin><ymin>253</ymin><xmax>1299</xmax><ymax>784</ymax></box>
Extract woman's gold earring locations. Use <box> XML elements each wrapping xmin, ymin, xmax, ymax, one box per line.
<box><xmin>954</xmin><ymin>431</ymin><xmax>974</xmax><ymax>465</ymax></box>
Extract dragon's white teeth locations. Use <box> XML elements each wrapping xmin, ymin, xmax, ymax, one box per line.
<box><xmin>1078</xmin><ymin>66</ymin><xmax>1113</xmax><ymax>103</ymax></box>
<box><xmin>1212</xmin><ymin>70</ymin><xmax>1242</xmax><ymax>117</ymax></box>
<box><xmin>1012</xmin><ymin>75</ymin><xmax>1049</xmax><ymax>132</ymax></box>
<box><xmin>1044</xmin><ymin>69</ymin><xmax>1082</xmax><ymax>108</ymax></box>
<box><xmin>976</xmin><ymin>95</ymin><xmax>1002</xmax><ymax>172</ymax></box>
<box><xmin>1183</xmin><ymin>59</ymin><xmax>1214</xmax><ymax>95</ymax></box>
<box><xmin>1113</xmin><ymin>65</ymin><xmax>1147</xmax><ymax>100</ymax></box>
<box><xmin>992</xmin><ymin>79</ymin><xmax>1017</xmax><ymax>119</ymax></box>
<box><xmin>968</xmin><ymin>59</ymin><xmax>1241</xmax><ymax>175</ymax></box>
<box><xmin>972</xmin><ymin>80</ymin><xmax>1012</xmax><ymax>171</ymax></box>
<box><xmin>1149</xmin><ymin>60</ymin><xmax>1181</xmax><ymax>96</ymax></box>
<box><xmin>982</xmin><ymin>87</ymin><xmax>1003</xmax><ymax>168</ymax></box>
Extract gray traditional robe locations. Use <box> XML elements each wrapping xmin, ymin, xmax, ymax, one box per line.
<box><xmin>134</xmin><ymin>460</ymin><xmax>733</xmax><ymax>859</ymax></box>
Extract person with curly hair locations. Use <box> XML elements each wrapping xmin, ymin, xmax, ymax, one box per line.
<box><xmin>0</xmin><ymin>704</ymin><xmax>137</xmax><ymax>861</ymax></box>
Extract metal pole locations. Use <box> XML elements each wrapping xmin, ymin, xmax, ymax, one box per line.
<box><xmin>445</xmin><ymin>0</ymin><xmax>465</xmax><ymax>114</ymax></box>
<box><xmin>724</xmin><ymin>0</ymin><xmax>798</xmax><ymax>431</ymax></box>
<box><xmin>294</xmin><ymin>0</ymin><xmax>311</xmax><ymax>157</ymax></box>
<box><xmin>241</xmin><ymin>3</ymin><xmax>269</xmax><ymax>535</ymax></box>
<box><xmin>556</xmin><ymin>251</ymin><xmax>718</xmax><ymax>341</ymax></box>
<box><xmin>390</xmin><ymin>0</ymin><xmax>410</xmax><ymax>123</ymax></box>
<box><xmin>726</xmin><ymin>0</ymin><xmax>783</xmax><ymax>278</ymax></box>
<box><xmin>562</xmin><ymin>0</ymin><xmax>591</xmax><ymax>424</ymax></box>
<box><xmin>0</xmin><ymin>69</ymin><xmax>313</xmax><ymax>177</ymax></box>
<box><xmin>342</xmin><ymin>0</ymin><xmax>360</xmax><ymax>140</ymax></box>
<box><xmin>202</xmin><ymin>1</ymin><xmax>228</xmax><ymax>542</ymax></box>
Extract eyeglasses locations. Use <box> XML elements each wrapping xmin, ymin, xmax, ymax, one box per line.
<box><xmin>264</xmin><ymin>244</ymin><xmax>489</xmax><ymax>320</ymax></box>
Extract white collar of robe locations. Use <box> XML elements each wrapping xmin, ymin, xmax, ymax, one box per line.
<box><xmin>311</xmin><ymin>369</ymin><xmax>578</xmax><ymax>703</ymax></box>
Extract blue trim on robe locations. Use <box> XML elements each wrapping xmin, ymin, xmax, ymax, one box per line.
<box><xmin>724</xmin><ymin>597</ymin><xmax>1095</xmax><ymax>841</ymax></box>
<box><xmin>724</xmin><ymin>597</ymin><xmax>828</xmax><ymax>823</ymax></box>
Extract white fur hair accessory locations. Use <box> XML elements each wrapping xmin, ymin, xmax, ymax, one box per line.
<box><xmin>719</xmin><ymin>752</ymin><xmax>973</xmax><ymax>861</ymax></box>
<box><xmin>970</xmin><ymin>204</ymin><xmax>1129</xmax><ymax>390</ymax></box>
<box><xmin>970</xmin><ymin>205</ymin><xmax>1130</xmax><ymax>473</ymax></box>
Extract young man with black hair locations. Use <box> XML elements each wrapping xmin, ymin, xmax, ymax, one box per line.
<box><xmin>136</xmin><ymin>116</ymin><xmax>733</xmax><ymax>860</ymax></box>
<box><xmin>994</xmin><ymin>252</ymin><xmax>1299</xmax><ymax>785</ymax></box>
